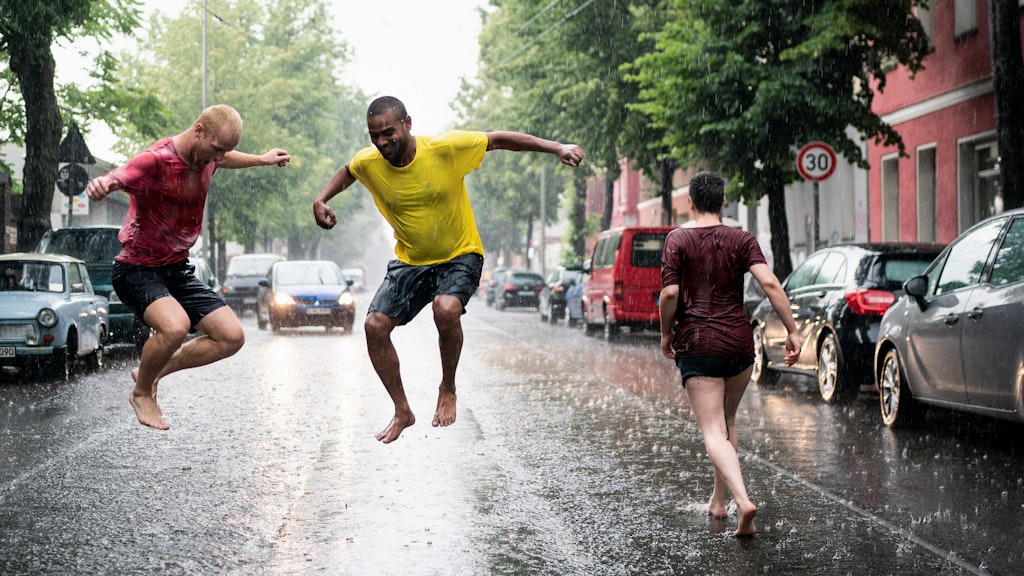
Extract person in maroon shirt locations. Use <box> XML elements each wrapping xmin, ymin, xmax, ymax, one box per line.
<box><xmin>85</xmin><ymin>104</ymin><xmax>290</xmax><ymax>430</ymax></box>
<box><xmin>659</xmin><ymin>171</ymin><xmax>799</xmax><ymax>537</ymax></box>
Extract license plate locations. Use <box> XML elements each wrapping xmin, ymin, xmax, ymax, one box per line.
<box><xmin>0</xmin><ymin>347</ymin><xmax>14</xmax><ymax>358</ymax></box>
<box><xmin>306</xmin><ymin>307</ymin><xmax>331</xmax><ymax>316</ymax></box>
<box><xmin>243</xmin><ymin>298</ymin><xmax>257</xmax><ymax>305</ymax></box>
<box><xmin>518</xmin><ymin>290</ymin><xmax>534</xmax><ymax>297</ymax></box>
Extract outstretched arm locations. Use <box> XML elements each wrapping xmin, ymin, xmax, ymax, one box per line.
<box><xmin>220</xmin><ymin>148</ymin><xmax>291</xmax><ymax>169</ymax></box>
<box><xmin>485</xmin><ymin>131</ymin><xmax>585</xmax><ymax>167</ymax></box>
<box><xmin>312</xmin><ymin>163</ymin><xmax>357</xmax><ymax>230</ymax></box>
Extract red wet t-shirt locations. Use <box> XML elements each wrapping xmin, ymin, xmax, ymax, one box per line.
<box><xmin>661</xmin><ymin>225</ymin><xmax>766</xmax><ymax>360</ymax></box>
<box><xmin>107</xmin><ymin>137</ymin><xmax>218</xmax><ymax>267</ymax></box>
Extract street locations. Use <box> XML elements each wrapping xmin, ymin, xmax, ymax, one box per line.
<box><xmin>1</xmin><ymin>297</ymin><xmax>1022</xmax><ymax>575</ymax></box>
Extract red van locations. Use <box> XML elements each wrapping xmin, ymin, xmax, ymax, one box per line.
<box><xmin>582</xmin><ymin>225</ymin><xmax>677</xmax><ymax>340</ymax></box>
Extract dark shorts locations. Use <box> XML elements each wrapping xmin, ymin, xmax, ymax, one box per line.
<box><xmin>368</xmin><ymin>253</ymin><xmax>484</xmax><ymax>326</ymax></box>
<box><xmin>112</xmin><ymin>260</ymin><xmax>227</xmax><ymax>328</ymax></box>
<box><xmin>675</xmin><ymin>355</ymin><xmax>754</xmax><ymax>388</ymax></box>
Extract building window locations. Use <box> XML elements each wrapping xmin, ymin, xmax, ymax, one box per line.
<box><xmin>954</xmin><ymin>0</ymin><xmax>978</xmax><ymax>39</ymax></box>
<box><xmin>958</xmin><ymin>136</ymin><xmax>1002</xmax><ymax>232</ymax></box>
<box><xmin>917</xmin><ymin>146</ymin><xmax>937</xmax><ymax>242</ymax></box>
<box><xmin>882</xmin><ymin>155</ymin><xmax>900</xmax><ymax>241</ymax></box>
<box><xmin>914</xmin><ymin>4</ymin><xmax>934</xmax><ymax>51</ymax></box>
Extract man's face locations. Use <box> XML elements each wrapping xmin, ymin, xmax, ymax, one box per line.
<box><xmin>194</xmin><ymin>124</ymin><xmax>239</xmax><ymax>165</ymax></box>
<box><xmin>367</xmin><ymin>110</ymin><xmax>411</xmax><ymax>166</ymax></box>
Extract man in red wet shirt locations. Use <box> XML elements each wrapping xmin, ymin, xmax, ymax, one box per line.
<box><xmin>85</xmin><ymin>104</ymin><xmax>290</xmax><ymax>430</ymax></box>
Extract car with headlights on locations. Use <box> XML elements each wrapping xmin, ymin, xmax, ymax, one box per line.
<box><xmin>750</xmin><ymin>242</ymin><xmax>945</xmax><ymax>403</ymax></box>
<box><xmin>875</xmin><ymin>208</ymin><xmax>1024</xmax><ymax>427</ymax></box>
<box><xmin>257</xmin><ymin>260</ymin><xmax>355</xmax><ymax>333</ymax></box>
<box><xmin>0</xmin><ymin>253</ymin><xmax>108</xmax><ymax>379</ymax></box>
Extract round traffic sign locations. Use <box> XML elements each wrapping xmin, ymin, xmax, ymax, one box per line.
<box><xmin>56</xmin><ymin>163</ymin><xmax>90</xmax><ymax>197</ymax></box>
<box><xmin>796</xmin><ymin>141</ymin><xmax>837</xmax><ymax>182</ymax></box>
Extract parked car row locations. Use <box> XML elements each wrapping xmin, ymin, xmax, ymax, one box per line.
<box><xmin>750</xmin><ymin>207</ymin><xmax>1024</xmax><ymax>428</ymax></box>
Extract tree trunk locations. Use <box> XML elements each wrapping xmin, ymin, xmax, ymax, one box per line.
<box><xmin>989</xmin><ymin>0</ymin><xmax>1024</xmax><ymax>211</ymax></box>
<box><xmin>601</xmin><ymin>162</ymin><xmax>621</xmax><ymax>232</ymax></box>
<box><xmin>658</xmin><ymin>158</ymin><xmax>676</xmax><ymax>226</ymax></box>
<box><xmin>570</xmin><ymin>172</ymin><xmax>588</xmax><ymax>259</ymax></box>
<box><xmin>767</xmin><ymin>173</ymin><xmax>794</xmax><ymax>280</ymax></box>
<box><xmin>9</xmin><ymin>29</ymin><xmax>62</xmax><ymax>251</ymax></box>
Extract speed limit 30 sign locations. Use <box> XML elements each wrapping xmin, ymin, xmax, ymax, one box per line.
<box><xmin>797</xmin><ymin>141</ymin><xmax>837</xmax><ymax>182</ymax></box>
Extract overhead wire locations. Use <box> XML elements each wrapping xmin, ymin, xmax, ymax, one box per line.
<box><xmin>489</xmin><ymin>0</ymin><xmax>601</xmax><ymax>69</ymax></box>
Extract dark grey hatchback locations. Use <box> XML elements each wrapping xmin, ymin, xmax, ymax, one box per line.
<box><xmin>750</xmin><ymin>243</ymin><xmax>945</xmax><ymax>403</ymax></box>
<box><xmin>875</xmin><ymin>208</ymin><xmax>1024</xmax><ymax>427</ymax></box>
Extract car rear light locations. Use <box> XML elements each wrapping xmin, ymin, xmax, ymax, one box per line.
<box><xmin>503</xmin><ymin>284</ymin><xmax>516</xmax><ymax>292</ymax></box>
<box><xmin>613</xmin><ymin>280</ymin><xmax>624</xmax><ymax>301</ymax></box>
<box><xmin>553</xmin><ymin>284</ymin><xmax>565</xmax><ymax>294</ymax></box>
<box><xmin>845</xmin><ymin>289</ymin><xmax>896</xmax><ymax>316</ymax></box>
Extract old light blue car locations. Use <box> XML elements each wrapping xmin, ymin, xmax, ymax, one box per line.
<box><xmin>0</xmin><ymin>253</ymin><xmax>108</xmax><ymax>379</ymax></box>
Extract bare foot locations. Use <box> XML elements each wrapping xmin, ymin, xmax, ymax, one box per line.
<box><xmin>735</xmin><ymin>502</ymin><xmax>757</xmax><ymax>537</ymax></box>
<box><xmin>707</xmin><ymin>499</ymin><xmax>729</xmax><ymax>519</ymax></box>
<box><xmin>375</xmin><ymin>412</ymin><xmax>415</xmax><ymax>444</ymax></box>
<box><xmin>431</xmin><ymin>387</ymin><xmax>457</xmax><ymax>427</ymax></box>
<box><xmin>129</xmin><ymin>392</ymin><xmax>169</xmax><ymax>430</ymax></box>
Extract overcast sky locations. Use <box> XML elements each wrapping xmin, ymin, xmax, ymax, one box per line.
<box><xmin>54</xmin><ymin>0</ymin><xmax>487</xmax><ymax>162</ymax></box>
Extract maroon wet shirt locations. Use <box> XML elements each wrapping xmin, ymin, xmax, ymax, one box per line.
<box><xmin>108</xmin><ymin>137</ymin><xmax>218</xmax><ymax>267</ymax></box>
<box><xmin>661</xmin><ymin>225</ymin><xmax>766</xmax><ymax>359</ymax></box>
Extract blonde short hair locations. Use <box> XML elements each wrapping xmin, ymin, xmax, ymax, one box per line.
<box><xmin>196</xmin><ymin>105</ymin><xmax>243</xmax><ymax>143</ymax></box>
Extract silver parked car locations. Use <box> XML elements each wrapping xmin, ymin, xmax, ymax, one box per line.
<box><xmin>0</xmin><ymin>253</ymin><xmax>108</xmax><ymax>379</ymax></box>
<box><xmin>874</xmin><ymin>208</ymin><xmax>1024</xmax><ymax>427</ymax></box>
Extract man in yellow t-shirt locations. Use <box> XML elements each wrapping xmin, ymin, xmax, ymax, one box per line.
<box><xmin>313</xmin><ymin>96</ymin><xmax>585</xmax><ymax>444</ymax></box>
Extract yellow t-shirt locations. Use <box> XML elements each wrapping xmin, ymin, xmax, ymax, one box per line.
<box><xmin>349</xmin><ymin>131</ymin><xmax>487</xmax><ymax>265</ymax></box>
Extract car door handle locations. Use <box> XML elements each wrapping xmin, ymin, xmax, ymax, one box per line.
<box><xmin>944</xmin><ymin>313</ymin><xmax>959</xmax><ymax>325</ymax></box>
<box><xmin>966</xmin><ymin>307</ymin><xmax>984</xmax><ymax>321</ymax></box>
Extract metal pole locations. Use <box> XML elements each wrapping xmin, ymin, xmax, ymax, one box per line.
<box><xmin>813</xmin><ymin>181</ymin><xmax>820</xmax><ymax>252</ymax></box>
<box><xmin>540</xmin><ymin>165</ymin><xmax>547</xmax><ymax>277</ymax></box>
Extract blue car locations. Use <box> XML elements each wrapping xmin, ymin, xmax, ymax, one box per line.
<box><xmin>257</xmin><ymin>260</ymin><xmax>356</xmax><ymax>333</ymax></box>
<box><xmin>0</xmin><ymin>253</ymin><xmax>108</xmax><ymax>379</ymax></box>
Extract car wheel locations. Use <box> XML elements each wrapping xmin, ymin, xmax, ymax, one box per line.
<box><xmin>87</xmin><ymin>343</ymin><xmax>104</xmax><ymax>371</ymax></box>
<box><xmin>879</xmin><ymin>348</ymin><xmax>924</xmax><ymax>428</ymax></box>
<box><xmin>750</xmin><ymin>327</ymin><xmax>778</xmax><ymax>385</ymax></box>
<box><xmin>48</xmin><ymin>332</ymin><xmax>75</xmax><ymax>381</ymax></box>
<box><xmin>817</xmin><ymin>333</ymin><xmax>855</xmax><ymax>403</ymax></box>
<box><xmin>539</xmin><ymin>305</ymin><xmax>549</xmax><ymax>322</ymax></box>
<box><xmin>602</xmin><ymin>310</ymin><xmax>619</xmax><ymax>342</ymax></box>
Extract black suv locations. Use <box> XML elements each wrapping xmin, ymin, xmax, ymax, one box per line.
<box><xmin>37</xmin><ymin>226</ymin><xmax>150</xmax><ymax>349</ymax></box>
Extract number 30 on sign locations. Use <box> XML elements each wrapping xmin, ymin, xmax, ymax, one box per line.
<box><xmin>796</xmin><ymin>141</ymin><xmax>837</xmax><ymax>182</ymax></box>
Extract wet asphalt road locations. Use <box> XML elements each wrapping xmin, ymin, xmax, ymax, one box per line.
<box><xmin>1</xmin><ymin>297</ymin><xmax>1022</xmax><ymax>575</ymax></box>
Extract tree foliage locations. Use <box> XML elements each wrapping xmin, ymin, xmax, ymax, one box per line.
<box><xmin>627</xmin><ymin>0</ymin><xmax>929</xmax><ymax>277</ymax></box>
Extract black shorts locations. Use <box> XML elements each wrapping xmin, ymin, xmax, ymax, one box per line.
<box><xmin>112</xmin><ymin>260</ymin><xmax>227</xmax><ymax>328</ymax></box>
<box><xmin>675</xmin><ymin>355</ymin><xmax>754</xmax><ymax>388</ymax></box>
<box><xmin>368</xmin><ymin>253</ymin><xmax>484</xmax><ymax>325</ymax></box>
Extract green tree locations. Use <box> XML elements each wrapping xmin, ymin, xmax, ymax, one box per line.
<box><xmin>629</xmin><ymin>0</ymin><xmax>928</xmax><ymax>278</ymax></box>
<box><xmin>0</xmin><ymin>0</ymin><xmax>165</xmax><ymax>250</ymax></box>
<box><xmin>119</xmin><ymin>0</ymin><xmax>369</xmax><ymax>267</ymax></box>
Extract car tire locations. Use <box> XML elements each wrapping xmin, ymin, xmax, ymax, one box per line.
<box><xmin>750</xmin><ymin>327</ymin><xmax>778</xmax><ymax>385</ymax></box>
<box><xmin>879</xmin><ymin>347</ymin><xmax>924</xmax><ymax>428</ymax></box>
<box><xmin>602</xmin><ymin>310</ymin><xmax>619</xmax><ymax>342</ymax></box>
<box><xmin>48</xmin><ymin>332</ymin><xmax>75</xmax><ymax>381</ymax></box>
<box><xmin>86</xmin><ymin>344</ymin><xmax>104</xmax><ymax>371</ymax></box>
<box><xmin>817</xmin><ymin>333</ymin><xmax>855</xmax><ymax>403</ymax></box>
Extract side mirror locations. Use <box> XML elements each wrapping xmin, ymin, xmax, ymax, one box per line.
<box><xmin>903</xmin><ymin>275</ymin><xmax>928</xmax><ymax>308</ymax></box>
<box><xmin>258</xmin><ymin>278</ymin><xmax>270</xmax><ymax>287</ymax></box>
<box><xmin>582</xmin><ymin>260</ymin><xmax>592</xmax><ymax>273</ymax></box>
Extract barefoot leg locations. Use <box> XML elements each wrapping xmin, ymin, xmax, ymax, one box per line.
<box><xmin>366</xmin><ymin>312</ymin><xmax>415</xmax><ymax>443</ymax></box>
<box><xmin>432</xmin><ymin>296</ymin><xmax>463</xmax><ymax>428</ymax></box>
<box><xmin>735</xmin><ymin>502</ymin><xmax>757</xmax><ymax>537</ymax></box>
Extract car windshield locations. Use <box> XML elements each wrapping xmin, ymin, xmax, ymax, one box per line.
<box><xmin>874</xmin><ymin>254</ymin><xmax>941</xmax><ymax>289</ymax></box>
<box><xmin>276</xmin><ymin>263</ymin><xmax>343</xmax><ymax>286</ymax></box>
<box><xmin>510</xmin><ymin>273</ymin><xmax>544</xmax><ymax>285</ymax></box>
<box><xmin>228</xmin><ymin>256</ymin><xmax>281</xmax><ymax>276</ymax></box>
<box><xmin>40</xmin><ymin>230</ymin><xmax>121</xmax><ymax>262</ymax></box>
<box><xmin>0</xmin><ymin>261</ymin><xmax>65</xmax><ymax>293</ymax></box>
